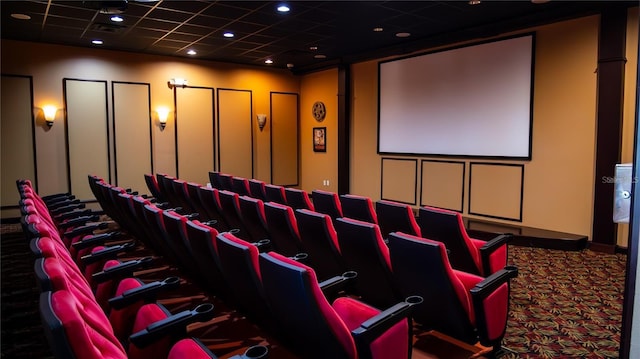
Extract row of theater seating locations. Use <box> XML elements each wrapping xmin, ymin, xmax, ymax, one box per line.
<box><xmin>143</xmin><ymin>172</ymin><xmax>518</xmax><ymax>357</ymax></box>
<box><xmin>164</xmin><ymin>171</ymin><xmax>510</xmax><ymax>278</ymax></box>
<box><xmin>87</xmin><ymin>175</ymin><xmax>426</xmax><ymax>358</ymax></box>
<box><xmin>17</xmin><ymin>179</ymin><xmax>269</xmax><ymax>359</ymax></box>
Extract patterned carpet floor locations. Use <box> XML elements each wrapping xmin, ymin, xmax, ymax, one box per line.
<box><xmin>502</xmin><ymin>246</ymin><xmax>626</xmax><ymax>358</ymax></box>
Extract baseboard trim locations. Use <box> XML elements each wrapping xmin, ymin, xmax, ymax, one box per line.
<box><xmin>588</xmin><ymin>242</ymin><xmax>617</xmax><ymax>254</ymax></box>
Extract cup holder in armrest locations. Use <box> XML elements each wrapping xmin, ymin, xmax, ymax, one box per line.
<box><xmin>342</xmin><ymin>271</ymin><xmax>357</xmax><ymax>280</ymax></box>
<box><xmin>203</xmin><ymin>219</ymin><xmax>218</xmax><ymax>227</ymax></box>
<box><xmin>291</xmin><ymin>253</ymin><xmax>308</xmax><ymax>262</ymax></box>
<box><xmin>253</xmin><ymin>239</ymin><xmax>271</xmax><ymax>252</ymax></box>
<box><xmin>243</xmin><ymin>345</ymin><xmax>269</xmax><ymax>359</ymax></box>
<box><xmin>405</xmin><ymin>295</ymin><xmax>424</xmax><ymax>306</ymax></box>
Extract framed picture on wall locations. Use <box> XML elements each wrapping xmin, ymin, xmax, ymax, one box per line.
<box><xmin>313</xmin><ymin>127</ymin><xmax>326</xmax><ymax>152</ymax></box>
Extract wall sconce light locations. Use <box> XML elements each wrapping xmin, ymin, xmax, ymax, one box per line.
<box><xmin>167</xmin><ymin>78</ymin><xmax>188</xmax><ymax>89</ymax></box>
<box><xmin>257</xmin><ymin>114</ymin><xmax>268</xmax><ymax>131</ymax></box>
<box><xmin>157</xmin><ymin>106</ymin><xmax>170</xmax><ymax>130</ymax></box>
<box><xmin>43</xmin><ymin>105</ymin><xmax>57</xmax><ymax>127</ymax></box>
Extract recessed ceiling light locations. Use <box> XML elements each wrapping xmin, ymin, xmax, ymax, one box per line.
<box><xmin>92</xmin><ymin>39</ymin><xmax>104</xmax><ymax>45</ymax></box>
<box><xmin>469</xmin><ymin>0</ymin><xmax>481</xmax><ymax>4</ymax></box>
<box><xmin>314</xmin><ymin>54</ymin><xmax>327</xmax><ymax>59</ymax></box>
<box><xmin>110</xmin><ymin>15</ymin><xmax>123</xmax><ymax>22</ymax></box>
<box><xmin>187</xmin><ymin>49</ymin><xmax>197</xmax><ymax>55</ymax></box>
<box><xmin>373</xmin><ymin>27</ymin><xmax>384</xmax><ymax>32</ymax></box>
<box><xmin>223</xmin><ymin>32</ymin><xmax>234</xmax><ymax>38</ymax></box>
<box><xmin>309</xmin><ymin>46</ymin><xmax>318</xmax><ymax>51</ymax></box>
<box><xmin>11</xmin><ymin>13</ymin><xmax>31</xmax><ymax>20</ymax></box>
<box><xmin>277</xmin><ymin>4</ymin><xmax>290</xmax><ymax>12</ymax></box>
<box><xmin>395</xmin><ymin>32</ymin><xmax>411</xmax><ymax>38</ymax></box>
<box><xmin>265</xmin><ymin>59</ymin><xmax>274</xmax><ymax>64</ymax></box>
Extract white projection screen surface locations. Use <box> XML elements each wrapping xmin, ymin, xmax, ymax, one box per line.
<box><xmin>378</xmin><ymin>35</ymin><xmax>534</xmax><ymax>159</ymax></box>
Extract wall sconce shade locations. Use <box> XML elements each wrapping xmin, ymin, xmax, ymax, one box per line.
<box><xmin>43</xmin><ymin>105</ymin><xmax>57</xmax><ymax>127</ymax></box>
<box><xmin>157</xmin><ymin>107</ymin><xmax>170</xmax><ymax>131</ymax></box>
<box><xmin>257</xmin><ymin>114</ymin><xmax>268</xmax><ymax>131</ymax></box>
<box><xmin>168</xmin><ymin>78</ymin><xmax>188</xmax><ymax>89</ymax></box>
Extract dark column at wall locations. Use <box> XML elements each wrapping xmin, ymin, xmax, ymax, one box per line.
<box><xmin>591</xmin><ymin>6</ymin><xmax>627</xmax><ymax>253</ymax></box>
<box><xmin>337</xmin><ymin>65</ymin><xmax>351</xmax><ymax>195</ymax></box>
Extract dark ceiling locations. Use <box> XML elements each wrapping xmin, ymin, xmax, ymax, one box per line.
<box><xmin>1</xmin><ymin>1</ymin><xmax>635</xmax><ymax>74</ymax></box>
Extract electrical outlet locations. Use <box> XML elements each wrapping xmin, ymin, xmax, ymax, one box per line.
<box><xmin>322</xmin><ymin>180</ymin><xmax>330</xmax><ymax>186</ymax></box>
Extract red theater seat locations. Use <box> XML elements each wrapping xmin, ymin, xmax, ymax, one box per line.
<box><xmin>295</xmin><ymin>208</ymin><xmax>345</xmax><ymax>281</ymax></box>
<box><xmin>375</xmin><ymin>200</ymin><xmax>420</xmax><ymax>238</ymax></box>
<box><xmin>258</xmin><ymin>251</ymin><xmax>420</xmax><ymax>359</ymax></box>
<box><xmin>284</xmin><ymin>188</ymin><xmax>314</xmax><ymax>211</ymax></box>
<box><xmin>339</xmin><ymin>194</ymin><xmax>377</xmax><ymax>224</ymax></box>
<box><xmin>387</xmin><ymin>231</ymin><xmax>517</xmax><ymax>356</ymax></box>
<box><xmin>417</xmin><ymin>206</ymin><xmax>511</xmax><ymax>276</ymax></box>
<box><xmin>311</xmin><ymin>189</ymin><xmax>343</xmax><ymax>222</ymax></box>
<box><xmin>333</xmin><ymin>217</ymin><xmax>400</xmax><ymax>309</ymax></box>
<box><xmin>263</xmin><ymin>202</ymin><xmax>303</xmax><ymax>257</ymax></box>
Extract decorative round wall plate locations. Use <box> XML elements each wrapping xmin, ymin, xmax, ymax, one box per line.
<box><xmin>312</xmin><ymin>101</ymin><xmax>326</xmax><ymax>122</ymax></box>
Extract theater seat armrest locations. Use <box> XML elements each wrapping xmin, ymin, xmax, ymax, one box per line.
<box><xmin>41</xmin><ymin>192</ymin><xmax>72</xmax><ymax>202</ymax></box>
<box><xmin>80</xmin><ymin>241</ymin><xmax>136</xmax><ymax>264</ymax></box>
<box><xmin>57</xmin><ymin>215</ymin><xmax>100</xmax><ymax>229</ymax></box>
<box><xmin>63</xmin><ymin>222</ymin><xmax>109</xmax><ymax>239</ymax></box>
<box><xmin>129</xmin><ymin>303</ymin><xmax>215</xmax><ymax>348</ymax></box>
<box><xmin>319</xmin><ymin>271</ymin><xmax>358</xmax><ymax>299</ymax></box>
<box><xmin>72</xmin><ymin>231</ymin><xmax>121</xmax><ymax>250</ymax></box>
<box><xmin>49</xmin><ymin>203</ymin><xmax>85</xmax><ymax>216</ymax></box>
<box><xmin>470</xmin><ymin>265</ymin><xmax>518</xmax><ymax>297</ymax></box>
<box><xmin>351</xmin><ymin>296</ymin><xmax>423</xmax><ymax>356</ymax></box>
<box><xmin>92</xmin><ymin>256</ymin><xmax>154</xmax><ymax>283</ymax></box>
<box><xmin>47</xmin><ymin>198</ymin><xmax>79</xmax><ymax>210</ymax></box>
<box><xmin>479</xmin><ymin>234</ymin><xmax>512</xmax><ymax>275</ymax></box>
<box><xmin>53</xmin><ymin>208</ymin><xmax>93</xmax><ymax>222</ymax></box>
<box><xmin>108</xmin><ymin>276</ymin><xmax>181</xmax><ymax>309</ymax></box>
<box><xmin>470</xmin><ymin>266</ymin><xmax>518</xmax><ymax>347</ymax></box>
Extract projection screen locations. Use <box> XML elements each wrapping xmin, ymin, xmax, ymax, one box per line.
<box><xmin>378</xmin><ymin>34</ymin><xmax>534</xmax><ymax>159</ymax></box>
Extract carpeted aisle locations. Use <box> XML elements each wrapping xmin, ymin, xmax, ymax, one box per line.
<box><xmin>503</xmin><ymin>246</ymin><xmax>626</xmax><ymax>359</ymax></box>
<box><xmin>1</xmin><ymin>223</ymin><xmax>54</xmax><ymax>359</ymax></box>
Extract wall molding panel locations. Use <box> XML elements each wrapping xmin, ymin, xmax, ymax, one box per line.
<box><xmin>176</xmin><ymin>86</ymin><xmax>215</xmax><ymax>185</ymax></box>
<box><xmin>63</xmin><ymin>78</ymin><xmax>110</xmax><ymax>201</ymax></box>
<box><xmin>217</xmin><ymin>88</ymin><xmax>253</xmax><ymax>179</ymax></box>
<box><xmin>380</xmin><ymin>157</ymin><xmax>418</xmax><ymax>205</ymax></box>
<box><xmin>112</xmin><ymin>81</ymin><xmax>152</xmax><ymax>192</ymax></box>
<box><xmin>270</xmin><ymin>92</ymin><xmax>299</xmax><ymax>186</ymax></box>
<box><xmin>468</xmin><ymin>162</ymin><xmax>524</xmax><ymax>221</ymax></box>
<box><xmin>1</xmin><ymin>74</ymin><xmax>37</xmax><ymax>211</ymax></box>
<box><xmin>420</xmin><ymin>160</ymin><xmax>465</xmax><ymax>212</ymax></box>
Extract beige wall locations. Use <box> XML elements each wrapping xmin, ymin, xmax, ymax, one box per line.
<box><xmin>2</xmin><ymin>8</ymin><xmax>638</xmax><ymax>248</ymax></box>
<box><xmin>350</xmin><ymin>12</ymin><xmax>638</xmax><ymax>244</ymax></box>
<box><xmin>299</xmin><ymin>68</ymin><xmax>339</xmax><ymax>192</ymax></box>
<box><xmin>1</xmin><ymin>40</ymin><xmax>300</xmax><ymax>209</ymax></box>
